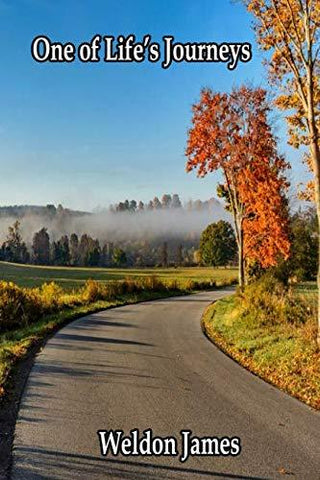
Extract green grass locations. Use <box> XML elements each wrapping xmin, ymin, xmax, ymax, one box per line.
<box><xmin>0</xmin><ymin>261</ymin><xmax>237</xmax><ymax>289</ymax></box>
<box><xmin>203</xmin><ymin>294</ymin><xmax>320</xmax><ymax>410</ymax></box>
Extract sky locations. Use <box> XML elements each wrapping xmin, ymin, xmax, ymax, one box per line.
<box><xmin>0</xmin><ymin>0</ymin><xmax>310</xmax><ymax>211</ymax></box>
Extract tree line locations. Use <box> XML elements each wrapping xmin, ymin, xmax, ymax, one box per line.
<box><xmin>0</xmin><ymin>220</ymin><xmax>199</xmax><ymax>268</ymax></box>
<box><xmin>108</xmin><ymin>194</ymin><xmax>221</xmax><ymax>213</ymax></box>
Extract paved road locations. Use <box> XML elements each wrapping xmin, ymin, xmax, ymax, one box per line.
<box><xmin>11</xmin><ymin>290</ymin><xmax>320</xmax><ymax>480</ymax></box>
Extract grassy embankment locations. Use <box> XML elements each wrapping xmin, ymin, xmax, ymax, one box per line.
<box><xmin>203</xmin><ymin>279</ymin><xmax>320</xmax><ymax>409</ymax></box>
<box><xmin>0</xmin><ymin>263</ymin><xmax>237</xmax><ymax>397</ymax></box>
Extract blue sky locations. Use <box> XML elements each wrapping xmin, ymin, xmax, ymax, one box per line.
<box><xmin>0</xmin><ymin>0</ymin><xmax>308</xmax><ymax>211</ymax></box>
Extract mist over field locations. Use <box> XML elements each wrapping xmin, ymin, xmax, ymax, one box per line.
<box><xmin>0</xmin><ymin>199</ymin><xmax>230</xmax><ymax>245</ymax></box>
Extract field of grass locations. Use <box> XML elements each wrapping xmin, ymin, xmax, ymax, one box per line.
<box><xmin>203</xmin><ymin>291</ymin><xmax>320</xmax><ymax>410</ymax></box>
<box><xmin>0</xmin><ymin>261</ymin><xmax>238</xmax><ymax>289</ymax></box>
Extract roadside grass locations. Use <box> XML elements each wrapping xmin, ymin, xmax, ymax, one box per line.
<box><xmin>203</xmin><ymin>292</ymin><xmax>320</xmax><ymax>410</ymax></box>
<box><xmin>0</xmin><ymin>261</ymin><xmax>237</xmax><ymax>289</ymax></box>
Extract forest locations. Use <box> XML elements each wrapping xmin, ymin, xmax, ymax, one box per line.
<box><xmin>0</xmin><ymin>194</ymin><xmax>229</xmax><ymax>268</ymax></box>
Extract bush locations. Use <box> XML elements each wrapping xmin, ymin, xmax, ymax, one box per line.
<box><xmin>239</xmin><ymin>274</ymin><xmax>312</xmax><ymax>326</ymax></box>
<box><xmin>38</xmin><ymin>282</ymin><xmax>64</xmax><ymax>310</ymax></box>
<box><xmin>81</xmin><ymin>279</ymin><xmax>104</xmax><ymax>303</ymax></box>
<box><xmin>141</xmin><ymin>276</ymin><xmax>166</xmax><ymax>291</ymax></box>
<box><xmin>0</xmin><ymin>282</ymin><xmax>44</xmax><ymax>331</ymax></box>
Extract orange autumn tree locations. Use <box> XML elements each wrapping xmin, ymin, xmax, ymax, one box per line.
<box><xmin>186</xmin><ymin>85</ymin><xmax>290</xmax><ymax>288</ymax></box>
<box><xmin>242</xmin><ymin>1</ymin><xmax>320</xmax><ymax>342</ymax></box>
<box><xmin>239</xmin><ymin>160</ymin><xmax>290</xmax><ymax>268</ymax></box>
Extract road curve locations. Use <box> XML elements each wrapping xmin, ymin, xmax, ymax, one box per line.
<box><xmin>11</xmin><ymin>290</ymin><xmax>320</xmax><ymax>480</ymax></box>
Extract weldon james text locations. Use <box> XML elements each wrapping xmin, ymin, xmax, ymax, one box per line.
<box><xmin>97</xmin><ymin>429</ymin><xmax>241</xmax><ymax>463</ymax></box>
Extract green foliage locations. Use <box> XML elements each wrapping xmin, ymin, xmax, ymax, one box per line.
<box><xmin>0</xmin><ymin>221</ymin><xmax>29</xmax><ymax>264</ymax></box>
<box><xmin>200</xmin><ymin>220</ymin><xmax>237</xmax><ymax>266</ymax></box>
<box><xmin>51</xmin><ymin>235</ymin><xmax>70</xmax><ymax>266</ymax></box>
<box><xmin>216</xmin><ymin>183</ymin><xmax>231</xmax><ymax>212</ymax></box>
<box><xmin>288</xmin><ymin>208</ymin><xmax>318</xmax><ymax>281</ymax></box>
<box><xmin>247</xmin><ymin>207</ymin><xmax>318</xmax><ymax>284</ymax></box>
<box><xmin>112</xmin><ymin>247</ymin><xmax>127</xmax><ymax>266</ymax></box>
<box><xmin>32</xmin><ymin>228</ymin><xmax>50</xmax><ymax>265</ymax></box>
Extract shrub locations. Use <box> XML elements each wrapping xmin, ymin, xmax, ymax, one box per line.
<box><xmin>81</xmin><ymin>279</ymin><xmax>104</xmax><ymax>303</ymax></box>
<box><xmin>0</xmin><ymin>282</ymin><xmax>41</xmax><ymax>331</ymax></box>
<box><xmin>123</xmin><ymin>277</ymin><xmax>140</xmax><ymax>295</ymax></box>
<box><xmin>239</xmin><ymin>274</ymin><xmax>312</xmax><ymax>326</ymax></box>
<box><xmin>166</xmin><ymin>279</ymin><xmax>178</xmax><ymax>291</ymax></box>
<box><xmin>184</xmin><ymin>279</ymin><xmax>196</xmax><ymax>291</ymax></box>
<box><xmin>38</xmin><ymin>282</ymin><xmax>64</xmax><ymax>310</ymax></box>
<box><xmin>141</xmin><ymin>276</ymin><xmax>166</xmax><ymax>291</ymax></box>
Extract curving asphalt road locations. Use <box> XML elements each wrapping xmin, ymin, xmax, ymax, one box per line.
<box><xmin>11</xmin><ymin>290</ymin><xmax>320</xmax><ymax>480</ymax></box>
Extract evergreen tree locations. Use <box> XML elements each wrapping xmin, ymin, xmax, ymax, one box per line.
<box><xmin>176</xmin><ymin>244</ymin><xmax>183</xmax><ymax>266</ymax></box>
<box><xmin>32</xmin><ymin>228</ymin><xmax>50</xmax><ymax>265</ymax></box>
<box><xmin>2</xmin><ymin>220</ymin><xmax>29</xmax><ymax>263</ymax></box>
<box><xmin>70</xmin><ymin>233</ymin><xmax>79</xmax><ymax>266</ymax></box>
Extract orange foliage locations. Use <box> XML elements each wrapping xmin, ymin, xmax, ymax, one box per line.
<box><xmin>239</xmin><ymin>162</ymin><xmax>290</xmax><ymax>267</ymax></box>
<box><xmin>186</xmin><ymin>85</ymin><xmax>290</xmax><ymax>273</ymax></box>
<box><xmin>244</xmin><ymin>0</ymin><xmax>319</xmax><ymax>209</ymax></box>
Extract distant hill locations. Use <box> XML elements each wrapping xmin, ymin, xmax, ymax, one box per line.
<box><xmin>0</xmin><ymin>204</ymin><xmax>89</xmax><ymax>218</ymax></box>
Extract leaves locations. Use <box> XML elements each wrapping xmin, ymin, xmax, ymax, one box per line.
<box><xmin>186</xmin><ymin>85</ymin><xmax>290</xmax><ymax>275</ymax></box>
<box><xmin>244</xmin><ymin>0</ymin><xmax>319</xmax><ymax>177</ymax></box>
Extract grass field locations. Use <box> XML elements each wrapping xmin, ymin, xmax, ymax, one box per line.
<box><xmin>0</xmin><ymin>261</ymin><xmax>238</xmax><ymax>289</ymax></box>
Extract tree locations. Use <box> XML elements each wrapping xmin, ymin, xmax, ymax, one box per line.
<box><xmin>70</xmin><ymin>233</ymin><xmax>79</xmax><ymax>266</ymax></box>
<box><xmin>243</xmin><ymin>0</ymin><xmax>320</xmax><ymax>345</ymax></box>
<box><xmin>78</xmin><ymin>234</ymin><xmax>101</xmax><ymax>266</ymax></box>
<box><xmin>186</xmin><ymin>85</ymin><xmax>290</xmax><ymax>287</ymax></box>
<box><xmin>129</xmin><ymin>200</ymin><xmax>137</xmax><ymax>212</ymax></box>
<box><xmin>112</xmin><ymin>247</ymin><xmax>127</xmax><ymax>266</ymax></box>
<box><xmin>160</xmin><ymin>242</ymin><xmax>168</xmax><ymax>267</ymax></box>
<box><xmin>289</xmin><ymin>209</ymin><xmax>318</xmax><ymax>280</ymax></box>
<box><xmin>161</xmin><ymin>194</ymin><xmax>172</xmax><ymax>208</ymax></box>
<box><xmin>200</xmin><ymin>221</ymin><xmax>237</xmax><ymax>267</ymax></box>
<box><xmin>2</xmin><ymin>220</ymin><xmax>29</xmax><ymax>263</ymax></box>
<box><xmin>138</xmin><ymin>201</ymin><xmax>144</xmax><ymax>212</ymax></box>
<box><xmin>87</xmin><ymin>239</ymin><xmax>100</xmax><ymax>266</ymax></box>
<box><xmin>101</xmin><ymin>242</ymin><xmax>113</xmax><ymax>266</ymax></box>
<box><xmin>152</xmin><ymin>197</ymin><xmax>162</xmax><ymax>209</ymax></box>
<box><xmin>32</xmin><ymin>228</ymin><xmax>50</xmax><ymax>265</ymax></box>
<box><xmin>79</xmin><ymin>234</ymin><xmax>90</xmax><ymax>265</ymax></box>
<box><xmin>171</xmin><ymin>194</ymin><xmax>182</xmax><ymax>208</ymax></box>
<box><xmin>52</xmin><ymin>235</ymin><xmax>70</xmax><ymax>265</ymax></box>
<box><xmin>176</xmin><ymin>244</ymin><xmax>183</xmax><ymax>266</ymax></box>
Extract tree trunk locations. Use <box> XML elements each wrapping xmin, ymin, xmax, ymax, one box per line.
<box><xmin>307</xmin><ymin>81</ymin><xmax>320</xmax><ymax>349</ymax></box>
<box><xmin>235</xmin><ymin>216</ymin><xmax>245</xmax><ymax>290</ymax></box>
<box><xmin>238</xmin><ymin>229</ymin><xmax>245</xmax><ymax>290</ymax></box>
<box><xmin>310</xmin><ymin>138</ymin><xmax>320</xmax><ymax>350</ymax></box>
